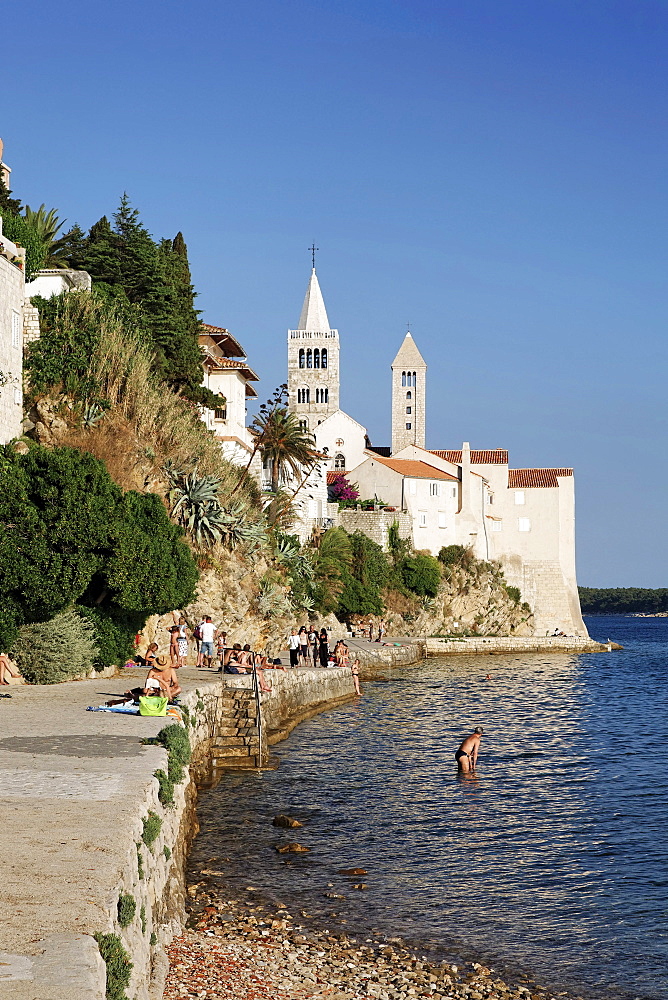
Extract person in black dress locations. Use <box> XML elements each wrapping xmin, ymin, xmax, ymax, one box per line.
<box><xmin>318</xmin><ymin>628</ymin><xmax>329</xmax><ymax>667</ymax></box>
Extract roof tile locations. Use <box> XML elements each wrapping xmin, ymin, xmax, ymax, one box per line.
<box><xmin>508</xmin><ymin>468</ymin><xmax>573</xmax><ymax>489</ymax></box>
<box><xmin>370</xmin><ymin>456</ymin><xmax>459</xmax><ymax>481</ymax></box>
<box><xmin>430</xmin><ymin>449</ymin><xmax>508</xmax><ymax>464</ymax></box>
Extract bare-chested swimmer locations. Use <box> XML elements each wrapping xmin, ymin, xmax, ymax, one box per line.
<box><xmin>455</xmin><ymin>727</ymin><xmax>483</xmax><ymax>772</ymax></box>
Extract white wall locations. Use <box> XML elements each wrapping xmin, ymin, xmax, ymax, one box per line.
<box><xmin>201</xmin><ymin>367</ymin><xmax>253</xmax><ymax>462</ymax></box>
<box><xmin>314</xmin><ymin>409</ymin><xmax>368</xmax><ymax>476</ymax></box>
<box><xmin>0</xmin><ymin>253</ymin><xmax>24</xmax><ymax>444</ymax></box>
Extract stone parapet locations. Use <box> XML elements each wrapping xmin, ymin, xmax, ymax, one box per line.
<box><xmin>426</xmin><ymin>635</ymin><xmax>609</xmax><ymax>656</ymax></box>
<box><xmin>338</xmin><ymin>508</ymin><xmax>412</xmax><ymax>549</ymax></box>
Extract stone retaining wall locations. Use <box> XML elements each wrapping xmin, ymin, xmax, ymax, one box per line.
<box><xmin>426</xmin><ymin>635</ymin><xmax>608</xmax><ymax>656</ymax></box>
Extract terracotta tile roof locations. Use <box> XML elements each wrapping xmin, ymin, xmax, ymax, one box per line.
<box><xmin>430</xmin><ymin>449</ymin><xmax>508</xmax><ymax>464</ymax></box>
<box><xmin>200</xmin><ymin>324</ymin><xmax>246</xmax><ymax>358</ymax></box>
<box><xmin>326</xmin><ymin>471</ymin><xmax>341</xmax><ymax>484</ymax></box>
<box><xmin>508</xmin><ymin>468</ymin><xmax>573</xmax><ymax>489</ymax></box>
<box><xmin>370</xmin><ymin>456</ymin><xmax>459</xmax><ymax>481</ymax></box>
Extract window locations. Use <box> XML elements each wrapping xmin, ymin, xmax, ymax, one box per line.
<box><xmin>298</xmin><ymin>388</ymin><xmax>310</xmax><ymax>404</ymax></box>
<box><xmin>405</xmin><ymin>422</ymin><xmax>412</xmax><ymax>430</ymax></box>
<box><xmin>334</xmin><ymin>453</ymin><xmax>345</xmax><ymax>470</ymax></box>
<box><xmin>409</xmin><ymin>480</ymin><xmax>417</xmax><ymax>495</ymax></box>
<box><xmin>438</xmin><ymin>512</ymin><xmax>447</xmax><ymax>528</ymax></box>
<box><xmin>486</xmin><ymin>493</ymin><xmax>493</xmax><ymax>505</ymax></box>
<box><xmin>518</xmin><ymin>518</ymin><xmax>531</xmax><ymax>532</ymax></box>
<box><xmin>402</xmin><ymin>371</ymin><xmax>406</xmax><ymax>386</ymax></box>
<box><xmin>406</xmin><ymin>391</ymin><xmax>412</xmax><ymax>399</ymax></box>
<box><xmin>514</xmin><ymin>491</ymin><xmax>525</xmax><ymax>505</ymax></box>
<box><xmin>406</xmin><ymin>406</ymin><xmax>412</xmax><ymax>414</ymax></box>
<box><xmin>418</xmin><ymin>511</ymin><xmax>427</xmax><ymax>527</ymax></box>
<box><xmin>11</xmin><ymin>310</ymin><xmax>20</xmax><ymax>348</ymax></box>
<box><xmin>321</xmin><ymin>348</ymin><xmax>327</xmax><ymax>368</ymax></box>
<box><xmin>214</xmin><ymin>407</ymin><xmax>227</xmax><ymax>420</ymax></box>
<box><xmin>430</xmin><ymin>482</ymin><xmax>440</xmax><ymax>496</ymax></box>
<box><xmin>299</xmin><ymin>348</ymin><xmax>305</xmax><ymax>368</ymax></box>
<box><xmin>299</xmin><ymin>419</ymin><xmax>308</xmax><ymax>431</ymax></box>
<box><xmin>307</xmin><ymin>349</ymin><xmax>313</xmax><ymax>368</ymax></box>
<box><xmin>324</xmin><ymin>387</ymin><xmax>328</xmax><ymax>403</ymax></box>
<box><xmin>314</xmin><ymin>348</ymin><xmax>320</xmax><ymax>368</ymax></box>
<box><xmin>452</xmin><ymin>488</ymin><xmax>457</xmax><ymax>498</ymax></box>
<box><xmin>492</xmin><ymin>521</ymin><xmax>502</xmax><ymax>532</ymax></box>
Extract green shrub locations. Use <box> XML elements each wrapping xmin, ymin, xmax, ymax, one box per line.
<box><xmin>11</xmin><ymin>608</ymin><xmax>99</xmax><ymax>684</ymax></box>
<box><xmin>117</xmin><ymin>893</ymin><xmax>136</xmax><ymax>928</ymax></box>
<box><xmin>337</xmin><ymin>531</ymin><xmax>389</xmax><ymax>618</ymax></box>
<box><xmin>140</xmin><ymin>904</ymin><xmax>147</xmax><ymax>934</ymax></box>
<box><xmin>505</xmin><ymin>585</ymin><xmax>521</xmax><ymax>604</ymax></box>
<box><xmin>0</xmin><ymin>212</ymin><xmax>46</xmax><ymax>278</ymax></box>
<box><xmin>438</xmin><ymin>544</ymin><xmax>470</xmax><ymax>567</ymax></box>
<box><xmin>400</xmin><ymin>553</ymin><xmax>441</xmax><ymax>598</ymax></box>
<box><xmin>154</xmin><ymin>768</ymin><xmax>174</xmax><ymax>807</ymax></box>
<box><xmin>163</xmin><ymin>845</ymin><xmax>171</xmax><ymax>861</ymax></box>
<box><xmin>76</xmin><ymin>606</ymin><xmax>145</xmax><ymax>669</ymax></box>
<box><xmin>150</xmin><ymin>932</ymin><xmax>157</xmax><ymax>946</ymax></box>
<box><xmin>94</xmin><ymin>932</ymin><xmax>133</xmax><ymax>1000</ymax></box>
<box><xmin>136</xmin><ymin>844</ymin><xmax>144</xmax><ymax>880</ymax></box>
<box><xmin>142</xmin><ymin>811</ymin><xmax>162</xmax><ymax>850</ymax></box>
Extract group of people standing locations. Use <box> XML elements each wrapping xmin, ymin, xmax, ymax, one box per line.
<box><xmin>287</xmin><ymin>626</ymin><xmax>361</xmax><ymax>695</ymax></box>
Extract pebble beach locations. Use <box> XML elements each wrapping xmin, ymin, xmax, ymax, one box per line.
<box><xmin>164</xmin><ymin>877</ymin><xmax>582</xmax><ymax>1000</ymax></box>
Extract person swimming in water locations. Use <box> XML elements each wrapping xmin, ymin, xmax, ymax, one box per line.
<box><xmin>455</xmin><ymin>727</ymin><xmax>484</xmax><ymax>772</ymax></box>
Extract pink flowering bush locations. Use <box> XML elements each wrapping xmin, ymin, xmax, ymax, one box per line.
<box><xmin>329</xmin><ymin>474</ymin><xmax>359</xmax><ymax>506</ymax></box>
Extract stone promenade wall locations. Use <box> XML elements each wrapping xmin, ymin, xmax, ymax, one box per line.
<box><xmin>426</xmin><ymin>635</ymin><xmax>608</xmax><ymax>656</ymax></box>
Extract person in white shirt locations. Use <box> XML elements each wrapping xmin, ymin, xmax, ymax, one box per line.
<box><xmin>288</xmin><ymin>628</ymin><xmax>300</xmax><ymax>667</ymax></box>
<box><xmin>199</xmin><ymin>617</ymin><xmax>217</xmax><ymax>668</ymax></box>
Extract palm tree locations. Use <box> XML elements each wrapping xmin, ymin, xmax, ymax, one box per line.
<box><xmin>256</xmin><ymin>407</ymin><xmax>320</xmax><ymax>494</ymax></box>
<box><xmin>23</xmin><ymin>204</ymin><xmax>70</xmax><ymax>268</ymax></box>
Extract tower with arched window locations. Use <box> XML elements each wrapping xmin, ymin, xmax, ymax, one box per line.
<box><xmin>287</xmin><ymin>267</ymin><xmax>340</xmax><ymax>430</ymax></box>
<box><xmin>391</xmin><ymin>332</ymin><xmax>427</xmax><ymax>454</ymax></box>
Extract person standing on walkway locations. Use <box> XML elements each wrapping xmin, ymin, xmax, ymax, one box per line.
<box><xmin>172</xmin><ymin>614</ymin><xmax>190</xmax><ymax>668</ymax></box>
<box><xmin>199</xmin><ymin>617</ymin><xmax>217</xmax><ymax>669</ymax></box>
<box><xmin>376</xmin><ymin>620</ymin><xmax>385</xmax><ymax>643</ymax></box>
<box><xmin>298</xmin><ymin>625</ymin><xmax>309</xmax><ymax>665</ymax></box>
<box><xmin>308</xmin><ymin>626</ymin><xmax>318</xmax><ymax>666</ymax></box>
<box><xmin>288</xmin><ymin>628</ymin><xmax>301</xmax><ymax>667</ymax></box>
<box><xmin>318</xmin><ymin>628</ymin><xmax>329</xmax><ymax>667</ymax></box>
<box><xmin>455</xmin><ymin>727</ymin><xmax>484</xmax><ymax>773</ymax></box>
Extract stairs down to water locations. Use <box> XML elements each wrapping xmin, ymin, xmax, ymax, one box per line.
<box><xmin>210</xmin><ymin>686</ymin><xmax>267</xmax><ymax>769</ymax></box>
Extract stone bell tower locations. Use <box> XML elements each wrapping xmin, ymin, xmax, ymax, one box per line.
<box><xmin>287</xmin><ymin>265</ymin><xmax>340</xmax><ymax>431</ymax></box>
<box><xmin>391</xmin><ymin>332</ymin><xmax>427</xmax><ymax>454</ymax></box>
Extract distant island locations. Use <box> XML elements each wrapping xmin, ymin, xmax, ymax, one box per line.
<box><xmin>579</xmin><ymin>587</ymin><xmax>668</xmax><ymax>614</ymax></box>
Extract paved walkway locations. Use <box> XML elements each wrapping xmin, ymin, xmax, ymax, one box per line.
<box><xmin>0</xmin><ymin>667</ymin><xmax>204</xmax><ymax>962</ymax></box>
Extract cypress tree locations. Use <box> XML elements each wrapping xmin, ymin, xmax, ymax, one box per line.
<box><xmin>0</xmin><ymin>171</ymin><xmax>22</xmax><ymax>214</ymax></box>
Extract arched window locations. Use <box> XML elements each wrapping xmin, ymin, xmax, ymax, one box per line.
<box><xmin>321</xmin><ymin>348</ymin><xmax>327</xmax><ymax>368</ymax></box>
<box><xmin>334</xmin><ymin>453</ymin><xmax>345</xmax><ymax>470</ymax></box>
<box><xmin>307</xmin><ymin>349</ymin><xmax>313</xmax><ymax>368</ymax></box>
<box><xmin>314</xmin><ymin>348</ymin><xmax>320</xmax><ymax>368</ymax></box>
<box><xmin>299</xmin><ymin>419</ymin><xmax>308</xmax><ymax>432</ymax></box>
<box><xmin>305</xmin><ymin>387</ymin><xmax>310</xmax><ymax>403</ymax></box>
<box><xmin>324</xmin><ymin>387</ymin><xmax>328</xmax><ymax>403</ymax></box>
<box><xmin>406</xmin><ymin>390</ymin><xmax>412</xmax><ymax>399</ymax></box>
<box><xmin>401</xmin><ymin>371</ymin><xmax>406</xmax><ymax>387</ymax></box>
<box><xmin>299</xmin><ymin>349</ymin><xmax>305</xmax><ymax>369</ymax></box>
<box><xmin>412</xmin><ymin>370</ymin><xmax>416</xmax><ymax>386</ymax></box>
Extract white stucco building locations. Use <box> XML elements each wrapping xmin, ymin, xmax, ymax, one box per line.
<box><xmin>199</xmin><ymin>324</ymin><xmax>259</xmax><ymax>466</ymax></box>
<box><xmin>0</xmin><ymin>216</ymin><xmax>25</xmax><ymax>444</ymax></box>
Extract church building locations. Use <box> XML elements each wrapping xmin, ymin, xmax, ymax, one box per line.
<box><xmin>284</xmin><ymin>262</ymin><xmax>587</xmax><ymax>638</ymax></box>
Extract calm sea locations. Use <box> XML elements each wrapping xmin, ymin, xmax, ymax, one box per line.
<box><xmin>191</xmin><ymin>616</ymin><xmax>668</xmax><ymax>1000</ymax></box>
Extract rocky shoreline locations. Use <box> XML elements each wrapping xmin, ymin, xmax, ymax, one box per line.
<box><xmin>164</xmin><ymin>875</ymin><xmax>585</xmax><ymax>1000</ymax></box>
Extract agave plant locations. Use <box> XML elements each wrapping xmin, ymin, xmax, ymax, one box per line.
<box><xmin>81</xmin><ymin>401</ymin><xmax>107</xmax><ymax>429</ymax></box>
<box><xmin>256</xmin><ymin>579</ymin><xmax>293</xmax><ymax>618</ymax></box>
<box><xmin>167</xmin><ymin>470</ymin><xmax>228</xmax><ymax>547</ymax></box>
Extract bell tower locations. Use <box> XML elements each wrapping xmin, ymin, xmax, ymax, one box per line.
<box><xmin>287</xmin><ymin>260</ymin><xmax>340</xmax><ymax>431</ymax></box>
<box><xmin>391</xmin><ymin>332</ymin><xmax>427</xmax><ymax>454</ymax></box>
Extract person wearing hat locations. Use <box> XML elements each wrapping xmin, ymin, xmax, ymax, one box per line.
<box><xmin>455</xmin><ymin>727</ymin><xmax>484</xmax><ymax>772</ymax></box>
<box><xmin>146</xmin><ymin>656</ymin><xmax>181</xmax><ymax>700</ymax></box>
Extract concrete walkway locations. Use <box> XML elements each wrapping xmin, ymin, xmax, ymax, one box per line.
<box><xmin>0</xmin><ymin>666</ymin><xmax>211</xmax><ymax>999</ymax></box>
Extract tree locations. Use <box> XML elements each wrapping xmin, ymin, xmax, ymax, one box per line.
<box><xmin>0</xmin><ymin>443</ymin><xmax>198</xmax><ymax>650</ymax></box>
<box><xmin>312</xmin><ymin>527</ymin><xmax>352</xmax><ymax>612</ymax></box>
<box><xmin>0</xmin><ymin>170</ymin><xmax>22</xmax><ymax>214</ymax></box>
<box><xmin>337</xmin><ymin>531</ymin><xmax>390</xmax><ymax>617</ymax></box>
<box><xmin>400</xmin><ymin>553</ymin><xmax>441</xmax><ymax>597</ymax></box>
<box><xmin>23</xmin><ymin>204</ymin><xmax>71</xmax><ymax>267</ymax></box>
<box><xmin>0</xmin><ymin>212</ymin><xmax>47</xmax><ymax>279</ymax></box>
<box><xmin>256</xmin><ymin>407</ymin><xmax>320</xmax><ymax>493</ymax></box>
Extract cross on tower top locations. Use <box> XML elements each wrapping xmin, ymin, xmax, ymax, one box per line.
<box><xmin>309</xmin><ymin>243</ymin><xmax>319</xmax><ymax>269</ymax></box>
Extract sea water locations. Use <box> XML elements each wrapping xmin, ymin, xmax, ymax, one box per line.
<box><xmin>191</xmin><ymin>616</ymin><xmax>668</xmax><ymax>1000</ymax></box>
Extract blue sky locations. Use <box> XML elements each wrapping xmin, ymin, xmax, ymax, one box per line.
<box><xmin>4</xmin><ymin>1</ymin><xmax>668</xmax><ymax>586</ymax></box>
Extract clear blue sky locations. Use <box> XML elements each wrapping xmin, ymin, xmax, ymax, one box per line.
<box><xmin>4</xmin><ymin>1</ymin><xmax>667</xmax><ymax>586</ymax></box>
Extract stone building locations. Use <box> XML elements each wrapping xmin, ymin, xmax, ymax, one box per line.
<box><xmin>391</xmin><ymin>332</ymin><xmax>427</xmax><ymax>453</ymax></box>
<box><xmin>199</xmin><ymin>323</ymin><xmax>259</xmax><ymax>466</ymax></box>
<box><xmin>0</xmin><ymin>216</ymin><xmax>25</xmax><ymax>445</ymax></box>
<box><xmin>287</xmin><ymin>268</ymin><xmax>340</xmax><ymax>431</ymax></box>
